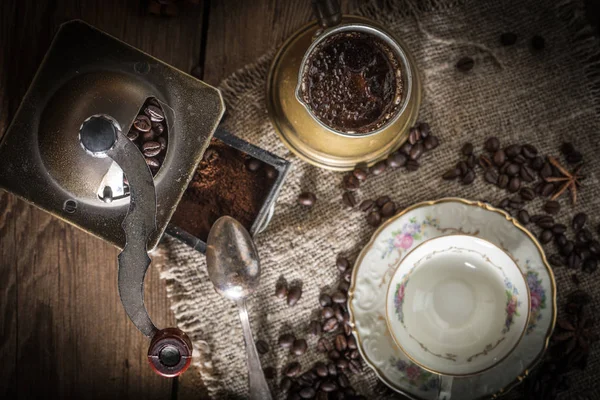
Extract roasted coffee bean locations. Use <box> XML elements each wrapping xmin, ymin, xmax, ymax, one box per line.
<box><xmin>322</xmin><ymin>306</ymin><xmax>334</xmax><ymax>319</ymax></box>
<box><xmin>535</xmin><ymin>215</ymin><xmax>554</xmax><ymax>229</ymax></box>
<box><xmin>583</xmin><ymin>258</ymin><xmax>598</xmax><ymax>274</ymax></box>
<box><xmin>531</xmin><ymin>35</ymin><xmax>546</xmax><ymax>51</ymax></box>
<box><xmin>336</xmin><ymin>359</ymin><xmax>349</xmax><ymax>370</ymax></box>
<box><xmin>484</xmin><ymin>169</ymin><xmax>498</xmax><ymax>184</ymax></box>
<box><xmin>353</xmin><ymin>167</ymin><xmax>368</xmax><ymax>181</ymax></box>
<box><xmin>530</xmin><ymin>214</ymin><xmax>544</xmax><ymax>223</ymax></box>
<box><xmin>405</xmin><ymin>159</ymin><xmax>419</xmax><ymax>171</ymax></box>
<box><xmin>315</xmin><ymin>362</ymin><xmax>328</xmax><ymax>377</ymax></box>
<box><xmin>462</xmin><ymin>169</ymin><xmax>475</xmax><ymax>185</ymax></box>
<box><xmin>517</xmin><ymin>210</ymin><xmax>530</xmax><ymax>225</ymax></box>
<box><xmin>462</xmin><ymin>142</ymin><xmax>474</xmax><ymax>156</ymax></box>
<box><xmin>418</xmin><ymin>122</ymin><xmax>431</xmax><ymax>138</ymax></box>
<box><xmin>567</xmin><ymin>253</ymin><xmax>582</xmax><ymax>269</ymax></box>
<box><xmin>157</xmin><ymin>136</ymin><xmax>167</xmax><ymax>151</ymax></box>
<box><xmin>520</xmin><ymin>166</ymin><xmax>535</xmax><ymax>182</ymax></box>
<box><xmin>371</xmin><ymin>161</ymin><xmax>387</xmax><ymax>176</ymax></box>
<box><xmin>552</xmin><ymin>224</ymin><xmax>567</xmax><ymax>235</ymax></box>
<box><xmin>133</xmin><ymin>115</ymin><xmax>152</xmax><ymax>132</ymax></box>
<box><xmin>540</xmin><ymin>182</ymin><xmax>555</xmax><ymax>197</ymax></box>
<box><xmin>320</xmin><ymin>292</ymin><xmax>333</xmax><ymax>307</ymax></box>
<box><xmin>323</xmin><ymin>318</ymin><xmax>339</xmax><ymax>332</ymax></box>
<box><xmin>409</xmin><ymin>142</ymin><xmax>424</xmax><ymax>160</ymax></box>
<box><xmin>506</xmin><ymin>163</ymin><xmax>520</xmax><ymax>177</ymax></box>
<box><xmin>331</xmin><ymin>291</ymin><xmax>347</xmax><ymax>303</ymax></box>
<box><xmin>348</xmin><ymin>359</ymin><xmax>362</xmax><ymax>374</ymax></box>
<box><xmin>342</xmin><ymin>174</ymin><xmax>360</xmax><ymax>190</ymax></box>
<box><xmin>539</xmin><ymin>230</ymin><xmax>553</xmax><ymax>244</ymax></box>
<box><xmin>145</xmin><ymin>105</ymin><xmax>165</xmax><ymax>122</ymax></box>
<box><xmin>333</xmin><ymin>304</ymin><xmax>345</xmax><ymax>322</ymax></box>
<box><xmin>507</xmin><ymin>177</ymin><xmax>521</xmax><ymax>193</ymax></box>
<box><xmin>281</xmin><ymin>377</ymin><xmax>293</xmax><ymax>392</ymax></box>
<box><xmin>500</xmin><ymin>32</ymin><xmax>518</xmax><ymax>46</ymax></box>
<box><xmin>285</xmin><ymin>362</ymin><xmax>301</xmax><ymax>377</ymax></box>
<box><xmin>479</xmin><ymin>154</ymin><xmax>493</xmax><ymax>169</ymax></box>
<box><xmin>422</xmin><ymin>135</ymin><xmax>439</xmax><ymax>151</ymax></box>
<box><xmin>521</xmin><ymin>144</ymin><xmax>538</xmax><ymax>158</ymax></box>
<box><xmin>497</xmin><ymin>174</ymin><xmax>509</xmax><ymax>189</ymax></box>
<box><xmin>560</xmin><ymin>241</ymin><xmax>575</xmax><ymax>257</ymax></box>
<box><xmin>327</xmin><ymin>363</ymin><xmax>337</xmax><ymax>376</ymax></box>
<box><xmin>335</xmin><ymin>335</ymin><xmax>348</xmax><ymax>352</ymax></box>
<box><xmin>338</xmin><ymin>372</ymin><xmax>350</xmax><ymax>388</ymax></box>
<box><xmin>577</xmin><ymin>228</ymin><xmax>592</xmax><ymax>243</ymax></box>
<box><xmin>287</xmin><ymin>286</ymin><xmax>302</xmax><ymax>306</ymax></box>
<box><xmin>543</xmin><ymin>200</ymin><xmax>560</xmax><ymax>215</ymax></box>
<box><xmin>127</xmin><ymin>129</ymin><xmax>139</xmax><ymax>140</ymax></box>
<box><xmin>359</xmin><ymin>199</ymin><xmax>375</xmax><ymax>212</ymax></box>
<box><xmin>530</xmin><ymin>156</ymin><xmax>544</xmax><ymax>170</ymax></box>
<box><xmin>142</xmin><ymin>130</ymin><xmax>155</xmax><ymax>142</ymax></box>
<box><xmin>555</xmin><ymin>234</ymin><xmax>567</xmax><ymax>247</ymax></box>
<box><xmin>317</xmin><ymin>338</ymin><xmax>333</xmax><ymax>353</ymax></box>
<box><xmin>292</xmin><ymin>339</ymin><xmax>308</xmax><ymax>356</ymax></box>
<box><xmin>386</xmin><ymin>152</ymin><xmax>407</xmax><ymax>168</ymax></box>
<box><xmin>548</xmin><ymin>254</ymin><xmax>564</xmax><ymax>267</ymax></box>
<box><xmin>456</xmin><ymin>56</ymin><xmax>475</xmax><ymax>72</ymax></box>
<box><xmin>145</xmin><ymin>157</ymin><xmax>160</xmax><ymax>169</ymax></box>
<box><xmin>540</xmin><ymin>162</ymin><xmax>553</xmax><ymax>179</ymax></box>
<box><xmin>299</xmin><ymin>387</ymin><xmax>316</xmax><ymax>399</ymax></box>
<box><xmin>376</xmin><ymin>195</ymin><xmax>391</xmax><ymax>207</ymax></box>
<box><xmin>572</xmin><ymin>213</ymin><xmax>588</xmax><ymax>231</ymax></box>
<box><xmin>566</xmin><ymin>151</ymin><xmax>583</xmax><ymax>164</ymax></box>
<box><xmin>256</xmin><ymin>340</ymin><xmax>269</xmax><ymax>355</ymax></box>
<box><xmin>142</xmin><ymin>141</ymin><xmax>162</xmax><ymax>157</ymax></box>
<box><xmin>493</xmin><ymin>150</ymin><xmax>507</xmax><ymax>166</ymax></box>
<box><xmin>152</xmin><ymin>122</ymin><xmax>164</xmax><ymax>135</ymax></box>
<box><xmin>520</xmin><ymin>187</ymin><xmax>535</xmax><ymax>201</ymax></box>
<box><xmin>589</xmin><ymin>240</ymin><xmax>600</xmax><ymax>256</ymax></box>
<box><xmin>457</xmin><ymin>161</ymin><xmax>468</xmax><ymax>176</ymax></box>
<box><xmin>576</xmin><ymin>247</ymin><xmax>591</xmax><ymax>261</ymax></box>
<box><xmin>513</xmin><ymin>154</ymin><xmax>527</xmax><ymax>164</ymax></box>
<box><xmin>561</xmin><ymin>142</ymin><xmax>576</xmax><ymax>155</ymax></box>
<box><xmin>498</xmin><ymin>198</ymin><xmax>510</xmax><ymax>209</ymax></box>
<box><xmin>381</xmin><ymin>201</ymin><xmax>396</xmax><ymax>217</ymax></box>
<box><xmin>466</xmin><ymin>155</ymin><xmax>476</xmax><ymax>169</ymax></box>
<box><xmin>263</xmin><ymin>366</ymin><xmax>276</xmax><ymax>380</ymax></box>
<box><xmin>279</xmin><ymin>333</ymin><xmax>295</xmax><ymax>349</ymax></box>
<box><xmin>408</xmin><ymin>127</ymin><xmax>421</xmax><ymax>145</ymax></box>
<box><xmin>485</xmin><ymin>137</ymin><xmax>500</xmax><ymax>152</ymax></box>
<box><xmin>328</xmin><ymin>350</ymin><xmax>341</xmax><ymax>360</ymax></box>
<box><xmin>399</xmin><ymin>142</ymin><xmax>412</xmax><ymax>155</ymax></box>
<box><xmin>298</xmin><ymin>192</ymin><xmax>317</xmax><ymax>207</ymax></box>
<box><xmin>505</xmin><ymin>144</ymin><xmax>522</xmax><ymax>158</ymax></box>
<box><xmin>442</xmin><ymin>168</ymin><xmax>461</xmax><ymax>180</ymax></box>
<box><xmin>342</xmin><ymin>192</ymin><xmax>357</xmax><ymax>208</ymax></box>
<box><xmin>246</xmin><ymin>158</ymin><xmax>262</xmax><ymax>171</ymax></box>
<box><xmin>298</xmin><ymin>372</ymin><xmax>314</xmax><ymax>387</ymax></box>
<box><xmin>509</xmin><ymin>196</ymin><xmax>523</xmax><ymax>209</ymax></box>
<box><xmin>309</xmin><ymin>320</ymin><xmax>322</xmax><ymax>336</ymax></box>
<box><xmin>339</xmin><ymin>280</ymin><xmax>350</xmax><ymax>293</ymax></box>
<box><xmin>367</xmin><ymin>211</ymin><xmax>381</xmax><ymax>227</ymax></box>
<box><xmin>320</xmin><ymin>381</ymin><xmax>338</xmax><ymax>392</ymax></box>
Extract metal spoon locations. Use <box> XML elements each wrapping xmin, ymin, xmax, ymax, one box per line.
<box><xmin>206</xmin><ymin>216</ymin><xmax>272</xmax><ymax>400</ymax></box>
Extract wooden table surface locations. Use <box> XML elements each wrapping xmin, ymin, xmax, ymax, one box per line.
<box><xmin>0</xmin><ymin>1</ymin><xmax>363</xmax><ymax>398</ymax></box>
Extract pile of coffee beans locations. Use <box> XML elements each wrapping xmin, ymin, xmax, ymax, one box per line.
<box><xmin>127</xmin><ymin>98</ymin><xmax>168</xmax><ymax>176</ymax></box>
<box><xmin>338</xmin><ymin>122</ymin><xmax>438</xmax><ymax>226</ymax></box>
<box><xmin>271</xmin><ymin>256</ymin><xmax>366</xmax><ymax>399</ymax></box>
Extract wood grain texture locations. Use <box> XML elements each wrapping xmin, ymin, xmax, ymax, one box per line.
<box><xmin>0</xmin><ymin>0</ymin><xmax>205</xmax><ymax>398</ymax></box>
<box><xmin>202</xmin><ymin>0</ymin><xmax>366</xmax><ymax>85</ymax></box>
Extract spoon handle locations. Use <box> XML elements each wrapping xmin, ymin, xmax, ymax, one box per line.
<box><xmin>237</xmin><ymin>299</ymin><xmax>273</xmax><ymax>400</ymax></box>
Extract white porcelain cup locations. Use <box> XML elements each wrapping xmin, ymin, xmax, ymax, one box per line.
<box><xmin>386</xmin><ymin>235</ymin><xmax>530</xmax><ymax>378</ymax></box>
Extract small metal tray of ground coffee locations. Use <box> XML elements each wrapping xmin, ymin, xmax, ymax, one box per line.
<box><xmin>165</xmin><ymin>128</ymin><xmax>291</xmax><ymax>253</ymax></box>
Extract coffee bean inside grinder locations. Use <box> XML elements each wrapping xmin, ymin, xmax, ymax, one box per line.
<box><xmin>170</xmin><ymin>138</ymin><xmax>278</xmax><ymax>242</ymax></box>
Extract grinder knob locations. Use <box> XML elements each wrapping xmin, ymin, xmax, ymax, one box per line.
<box><xmin>148</xmin><ymin>328</ymin><xmax>193</xmax><ymax>378</ymax></box>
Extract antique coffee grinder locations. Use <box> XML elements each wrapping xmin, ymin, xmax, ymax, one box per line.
<box><xmin>0</xmin><ymin>21</ymin><xmax>226</xmax><ymax>377</ymax></box>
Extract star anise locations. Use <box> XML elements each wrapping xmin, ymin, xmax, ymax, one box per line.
<box><xmin>545</xmin><ymin>156</ymin><xmax>584</xmax><ymax>204</ymax></box>
<box><xmin>551</xmin><ymin>306</ymin><xmax>598</xmax><ymax>369</ymax></box>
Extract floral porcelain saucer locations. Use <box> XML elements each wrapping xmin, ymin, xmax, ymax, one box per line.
<box><xmin>348</xmin><ymin>198</ymin><xmax>557</xmax><ymax>399</ymax></box>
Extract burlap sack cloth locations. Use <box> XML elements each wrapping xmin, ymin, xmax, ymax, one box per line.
<box><xmin>155</xmin><ymin>0</ymin><xmax>600</xmax><ymax>398</ymax></box>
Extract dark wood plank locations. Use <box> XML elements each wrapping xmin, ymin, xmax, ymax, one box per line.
<box><xmin>202</xmin><ymin>0</ymin><xmax>366</xmax><ymax>85</ymax></box>
<box><xmin>0</xmin><ymin>1</ymin><xmax>206</xmax><ymax>398</ymax></box>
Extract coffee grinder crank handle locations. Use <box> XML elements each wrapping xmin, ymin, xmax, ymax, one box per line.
<box><xmin>79</xmin><ymin>115</ymin><xmax>192</xmax><ymax>378</ymax></box>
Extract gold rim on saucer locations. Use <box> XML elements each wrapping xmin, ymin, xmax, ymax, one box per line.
<box><xmin>383</xmin><ymin>234</ymin><xmax>531</xmax><ymax>377</ymax></box>
<box><xmin>347</xmin><ymin>198</ymin><xmax>557</xmax><ymax>400</ymax></box>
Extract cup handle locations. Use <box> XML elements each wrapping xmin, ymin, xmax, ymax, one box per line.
<box><xmin>312</xmin><ymin>0</ymin><xmax>342</xmax><ymax>29</ymax></box>
<box><xmin>438</xmin><ymin>375</ymin><xmax>453</xmax><ymax>400</ymax></box>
